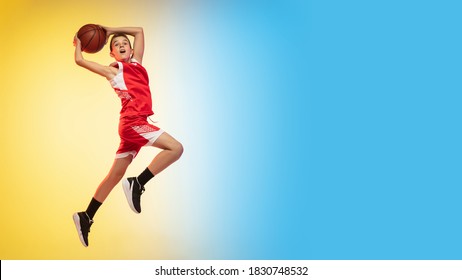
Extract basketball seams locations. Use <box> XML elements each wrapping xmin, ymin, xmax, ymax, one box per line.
<box><xmin>77</xmin><ymin>24</ymin><xmax>105</xmax><ymax>53</ymax></box>
<box><xmin>97</xmin><ymin>26</ymin><xmax>106</xmax><ymax>52</ymax></box>
<box><xmin>83</xmin><ymin>28</ymin><xmax>96</xmax><ymax>53</ymax></box>
<box><xmin>95</xmin><ymin>26</ymin><xmax>103</xmax><ymax>52</ymax></box>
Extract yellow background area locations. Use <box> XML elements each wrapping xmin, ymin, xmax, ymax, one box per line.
<box><xmin>0</xmin><ymin>0</ymin><xmax>207</xmax><ymax>259</ymax></box>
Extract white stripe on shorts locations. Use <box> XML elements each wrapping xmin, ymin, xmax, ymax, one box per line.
<box><xmin>142</xmin><ymin>129</ymin><xmax>165</xmax><ymax>146</ymax></box>
<box><xmin>115</xmin><ymin>151</ymin><xmax>137</xmax><ymax>159</ymax></box>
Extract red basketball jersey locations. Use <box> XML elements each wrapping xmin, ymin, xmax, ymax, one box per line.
<box><xmin>110</xmin><ymin>59</ymin><xmax>154</xmax><ymax>118</ymax></box>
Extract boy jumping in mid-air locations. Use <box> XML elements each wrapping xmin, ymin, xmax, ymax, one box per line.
<box><xmin>72</xmin><ymin>25</ymin><xmax>183</xmax><ymax>247</ymax></box>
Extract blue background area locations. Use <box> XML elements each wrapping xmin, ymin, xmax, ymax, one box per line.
<box><xmin>190</xmin><ymin>0</ymin><xmax>462</xmax><ymax>259</ymax></box>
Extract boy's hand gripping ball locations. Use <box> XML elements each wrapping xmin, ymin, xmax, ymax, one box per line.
<box><xmin>77</xmin><ymin>24</ymin><xmax>107</xmax><ymax>53</ymax></box>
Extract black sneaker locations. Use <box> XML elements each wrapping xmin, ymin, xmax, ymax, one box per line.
<box><xmin>122</xmin><ymin>177</ymin><xmax>145</xmax><ymax>214</ymax></box>
<box><xmin>72</xmin><ymin>212</ymin><xmax>93</xmax><ymax>247</ymax></box>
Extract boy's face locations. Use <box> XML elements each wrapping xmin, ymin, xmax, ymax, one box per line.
<box><xmin>110</xmin><ymin>36</ymin><xmax>133</xmax><ymax>61</ymax></box>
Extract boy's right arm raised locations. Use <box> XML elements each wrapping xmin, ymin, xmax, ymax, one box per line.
<box><xmin>74</xmin><ymin>35</ymin><xmax>116</xmax><ymax>80</ymax></box>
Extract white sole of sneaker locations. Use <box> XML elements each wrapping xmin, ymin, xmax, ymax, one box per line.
<box><xmin>72</xmin><ymin>213</ymin><xmax>88</xmax><ymax>247</ymax></box>
<box><xmin>122</xmin><ymin>178</ymin><xmax>139</xmax><ymax>214</ymax></box>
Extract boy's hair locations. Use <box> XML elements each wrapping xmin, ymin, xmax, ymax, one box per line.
<box><xmin>110</xmin><ymin>33</ymin><xmax>132</xmax><ymax>51</ymax></box>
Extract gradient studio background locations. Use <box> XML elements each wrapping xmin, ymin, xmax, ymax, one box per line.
<box><xmin>1</xmin><ymin>0</ymin><xmax>461</xmax><ymax>260</ymax></box>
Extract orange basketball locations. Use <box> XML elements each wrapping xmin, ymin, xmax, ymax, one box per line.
<box><xmin>77</xmin><ymin>24</ymin><xmax>107</xmax><ymax>53</ymax></box>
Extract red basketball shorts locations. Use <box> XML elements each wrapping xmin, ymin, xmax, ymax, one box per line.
<box><xmin>116</xmin><ymin>116</ymin><xmax>164</xmax><ymax>159</ymax></box>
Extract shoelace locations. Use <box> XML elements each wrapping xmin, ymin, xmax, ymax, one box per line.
<box><xmin>135</xmin><ymin>178</ymin><xmax>145</xmax><ymax>195</ymax></box>
<box><xmin>84</xmin><ymin>212</ymin><xmax>94</xmax><ymax>232</ymax></box>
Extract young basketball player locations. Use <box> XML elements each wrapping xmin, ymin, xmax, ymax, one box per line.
<box><xmin>72</xmin><ymin>26</ymin><xmax>183</xmax><ymax>247</ymax></box>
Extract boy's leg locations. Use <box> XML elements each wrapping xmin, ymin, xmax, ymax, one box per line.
<box><xmin>147</xmin><ymin>132</ymin><xmax>183</xmax><ymax>176</ymax></box>
<box><xmin>73</xmin><ymin>156</ymin><xmax>132</xmax><ymax>247</ymax></box>
<box><xmin>122</xmin><ymin>132</ymin><xmax>183</xmax><ymax>214</ymax></box>
<box><xmin>94</xmin><ymin>156</ymin><xmax>132</xmax><ymax>202</ymax></box>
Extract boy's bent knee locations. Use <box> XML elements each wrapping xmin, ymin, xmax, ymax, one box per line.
<box><xmin>173</xmin><ymin>141</ymin><xmax>184</xmax><ymax>160</ymax></box>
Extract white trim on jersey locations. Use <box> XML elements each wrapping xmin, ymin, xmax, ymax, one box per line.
<box><xmin>109</xmin><ymin>61</ymin><xmax>127</xmax><ymax>91</ymax></box>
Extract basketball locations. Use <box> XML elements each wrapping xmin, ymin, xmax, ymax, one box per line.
<box><xmin>77</xmin><ymin>24</ymin><xmax>107</xmax><ymax>53</ymax></box>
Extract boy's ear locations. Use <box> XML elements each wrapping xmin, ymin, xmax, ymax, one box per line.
<box><xmin>110</xmin><ymin>51</ymin><xmax>115</xmax><ymax>58</ymax></box>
